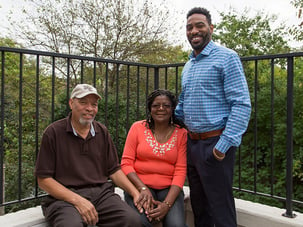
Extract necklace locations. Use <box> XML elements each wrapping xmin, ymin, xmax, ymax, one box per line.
<box><xmin>153</xmin><ymin>126</ymin><xmax>174</xmax><ymax>143</ymax></box>
<box><xmin>145</xmin><ymin>128</ymin><xmax>178</xmax><ymax>156</ymax></box>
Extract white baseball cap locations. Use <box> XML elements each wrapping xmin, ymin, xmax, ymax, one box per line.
<box><xmin>70</xmin><ymin>84</ymin><xmax>101</xmax><ymax>100</ymax></box>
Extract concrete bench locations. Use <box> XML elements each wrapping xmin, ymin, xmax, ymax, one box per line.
<box><xmin>0</xmin><ymin>206</ymin><xmax>49</xmax><ymax>227</ymax></box>
<box><xmin>1</xmin><ymin>186</ymin><xmax>303</xmax><ymax>227</ymax></box>
<box><xmin>0</xmin><ymin>187</ymin><xmax>192</xmax><ymax>227</ymax></box>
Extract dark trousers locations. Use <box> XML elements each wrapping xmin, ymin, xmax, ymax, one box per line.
<box><xmin>187</xmin><ymin>136</ymin><xmax>237</xmax><ymax>227</ymax></box>
<box><xmin>41</xmin><ymin>182</ymin><xmax>141</xmax><ymax>227</ymax></box>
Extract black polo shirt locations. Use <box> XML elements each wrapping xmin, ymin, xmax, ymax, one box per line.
<box><xmin>35</xmin><ymin>113</ymin><xmax>120</xmax><ymax>188</ymax></box>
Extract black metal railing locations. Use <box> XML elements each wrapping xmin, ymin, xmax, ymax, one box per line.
<box><xmin>0</xmin><ymin>46</ymin><xmax>302</xmax><ymax>217</ymax></box>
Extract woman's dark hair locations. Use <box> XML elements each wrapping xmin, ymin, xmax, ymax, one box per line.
<box><xmin>186</xmin><ymin>7</ymin><xmax>212</xmax><ymax>25</ymax></box>
<box><xmin>146</xmin><ymin>89</ymin><xmax>186</xmax><ymax>130</ymax></box>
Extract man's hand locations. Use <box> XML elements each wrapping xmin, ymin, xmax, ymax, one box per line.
<box><xmin>37</xmin><ymin>177</ymin><xmax>98</xmax><ymax>225</ymax></box>
<box><xmin>213</xmin><ymin>148</ymin><xmax>225</xmax><ymax>161</ymax></box>
<box><xmin>135</xmin><ymin>187</ymin><xmax>154</xmax><ymax>213</ymax></box>
<box><xmin>73</xmin><ymin>196</ymin><xmax>98</xmax><ymax>226</ymax></box>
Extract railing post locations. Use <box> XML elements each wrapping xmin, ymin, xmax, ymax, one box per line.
<box><xmin>154</xmin><ymin>66</ymin><xmax>159</xmax><ymax>90</ymax></box>
<box><xmin>0</xmin><ymin>51</ymin><xmax>4</xmax><ymax>210</ymax></box>
<box><xmin>0</xmin><ymin>164</ymin><xmax>4</xmax><ymax>215</ymax></box>
<box><xmin>282</xmin><ymin>57</ymin><xmax>296</xmax><ymax>218</ymax></box>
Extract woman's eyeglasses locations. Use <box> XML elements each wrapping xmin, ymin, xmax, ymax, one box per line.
<box><xmin>151</xmin><ymin>104</ymin><xmax>172</xmax><ymax>109</ymax></box>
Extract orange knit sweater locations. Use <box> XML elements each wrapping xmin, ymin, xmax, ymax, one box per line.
<box><xmin>121</xmin><ymin>120</ymin><xmax>187</xmax><ymax>189</ymax></box>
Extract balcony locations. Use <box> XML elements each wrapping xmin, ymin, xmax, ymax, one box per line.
<box><xmin>0</xmin><ymin>46</ymin><xmax>303</xmax><ymax>226</ymax></box>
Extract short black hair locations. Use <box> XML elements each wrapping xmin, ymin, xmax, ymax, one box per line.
<box><xmin>186</xmin><ymin>7</ymin><xmax>212</xmax><ymax>25</ymax></box>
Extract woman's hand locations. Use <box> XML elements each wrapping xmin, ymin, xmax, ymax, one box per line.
<box><xmin>146</xmin><ymin>200</ymin><xmax>170</xmax><ymax>222</ymax></box>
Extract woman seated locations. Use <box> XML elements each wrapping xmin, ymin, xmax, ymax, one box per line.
<box><xmin>121</xmin><ymin>89</ymin><xmax>187</xmax><ymax>227</ymax></box>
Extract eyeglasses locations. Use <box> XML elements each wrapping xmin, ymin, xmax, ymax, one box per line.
<box><xmin>151</xmin><ymin>104</ymin><xmax>172</xmax><ymax>109</ymax></box>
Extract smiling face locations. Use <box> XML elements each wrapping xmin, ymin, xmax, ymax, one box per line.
<box><xmin>186</xmin><ymin>13</ymin><xmax>213</xmax><ymax>56</ymax></box>
<box><xmin>150</xmin><ymin>95</ymin><xmax>173</xmax><ymax>125</ymax></box>
<box><xmin>69</xmin><ymin>94</ymin><xmax>99</xmax><ymax>127</ymax></box>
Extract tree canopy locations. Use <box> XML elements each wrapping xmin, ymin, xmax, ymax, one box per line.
<box><xmin>213</xmin><ymin>8</ymin><xmax>291</xmax><ymax>56</ymax></box>
<box><xmin>290</xmin><ymin>0</ymin><xmax>303</xmax><ymax>43</ymax></box>
<box><xmin>9</xmin><ymin>0</ymin><xmax>182</xmax><ymax>62</ymax></box>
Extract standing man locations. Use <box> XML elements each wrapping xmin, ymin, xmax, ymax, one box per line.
<box><xmin>175</xmin><ymin>7</ymin><xmax>251</xmax><ymax>227</ymax></box>
<box><xmin>35</xmin><ymin>84</ymin><xmax>142</xmax><ymax>227</ymax></box>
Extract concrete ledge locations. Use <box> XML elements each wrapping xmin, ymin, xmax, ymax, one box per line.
<box><xmin>0</xmin><ymin>186</ymin><xmax>302</xmax><ymax>227</ymax></box>
<box><xmin>235</xmin><ymin>198</ymin><xmax>303</xmax><ymax>227</ymax></box>
<box><xmin>0</xmin><ymin>206</ymin><xmax>48</xmax><ymax>227</ymax></box>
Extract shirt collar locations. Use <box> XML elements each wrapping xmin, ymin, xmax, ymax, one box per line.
<box><xmin>71</xmin><ymin>122</ymin><xmax>95</xmax><ymax>137</ymax></box>
<box><xmin>189</xmin><ymin>40</ymin><xmax>215</xmax><ymax>60</ymax></box>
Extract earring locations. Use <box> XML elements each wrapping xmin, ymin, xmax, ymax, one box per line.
<box><xmin>170</xmin><ymin>116</ymin><xmax>173</xmax><ymax>125</ymax></box>
<box><xmin>148</xmin><ymin>114</ymin><xmax>152</xmax><ymax>123</ymax></box>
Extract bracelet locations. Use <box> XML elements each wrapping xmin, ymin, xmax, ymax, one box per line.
<box><xmin>212</xmin><ymin>148</ymin><xmax>225</xmax><ymax>161</ymax></box>
<box><xmin>163</xmin><ymin>200</ymin><xmax>172</xmax><ymax>208</ymax></box>
<box><xmin>138</xmin><ymin>186</ymin><xmax>147</xmax><ymax>192</ymax></box>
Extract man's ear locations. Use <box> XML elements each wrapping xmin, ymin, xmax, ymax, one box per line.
<box><xmin>210</xmin><ymin>24</ymin><xmax>214</xmax><ymax>34</ymax></box>
<box><xmin>69</xmin><ymin>98</ymin><xmax>73</xmax><ymax>110</ymax></box>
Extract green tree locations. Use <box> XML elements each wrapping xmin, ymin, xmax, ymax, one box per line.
<box><xmin>290</xmin><ymin>0</ymin><xmax>303</xmax><ymax>43</ymax></box>
<box><xmin>10</xmin><ymin>0</ymin><xmax>180</xmax><ymax>62</ymax></box>
<box><xmin>213</xmin><ymin>8</ymin><xmax>290</xmax><ymax>56</ymax></box>
<box><xmin>7</xmin><ymin>0</ymin><xmax>185</xmax><ymax>95</ymax></box>
<box><xmin>0</xmin><ymin>38</ymin><xmax>68</xmax><ymax>212</ymax></box>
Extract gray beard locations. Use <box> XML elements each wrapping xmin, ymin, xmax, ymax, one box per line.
<box><xmin>79</xmin><ymin>117</ymin><xmax>94</xmax><ymax>126</ymax></box>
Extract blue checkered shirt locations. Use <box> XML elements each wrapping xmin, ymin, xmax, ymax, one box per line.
<box><xmin>175</xmin><ymin>40</ymin><xmax>251</xmax><ymax>153</ymax></box>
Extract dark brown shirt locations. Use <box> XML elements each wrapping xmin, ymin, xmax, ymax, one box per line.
<box><xmin>35</xmin><ymin>113</ymin><xmax>120</xmax><ymax>188</ymax></box>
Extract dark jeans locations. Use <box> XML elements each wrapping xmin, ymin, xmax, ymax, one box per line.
<box><xmin>41</xmin><ymin>182</ymin><xmax>141</xmax><ymax>227</ymax></box>
<box><xmin>124</xmin><ymin>187</ymin><xmax>186</xmax><ymax>227</ymax></box>
<box><xmin>187</xmin><ymin>136</ymin><xmax>237</xmax><ymax>227</ymax></box>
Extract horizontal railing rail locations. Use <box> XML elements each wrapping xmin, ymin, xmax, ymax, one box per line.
<box><xmin>1</xmin><ymin>47</ymin><xmax>303</xmax><ymax>218</ymax></box>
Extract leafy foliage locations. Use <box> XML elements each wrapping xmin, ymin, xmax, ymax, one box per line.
<box><xmin>10</xmin><ymin>0</ymin><xmax>181</xmax><ymax>62</ymax></box>
<box><xmin>290</xmin><ymin>0</ymin><xmax>303</xmax><ymax>42</ymax></box>
<box><xmin>213</xmin><ymin>8</ymin><xmax>290</xmax><ymax>56</ymax></box>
